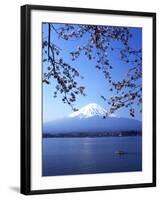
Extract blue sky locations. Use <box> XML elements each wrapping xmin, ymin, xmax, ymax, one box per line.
<box><xmin>42</xmin><ymin>23</ymin><xmax>142</xmax><ymax>122</ymax></box>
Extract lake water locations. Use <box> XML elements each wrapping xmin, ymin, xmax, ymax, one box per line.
<box><xmin>42</xmin><ymin>136</ymin><xmax>142</xmax><ymax>176</ymax></box>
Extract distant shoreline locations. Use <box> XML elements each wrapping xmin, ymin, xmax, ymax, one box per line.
<box><xmin>43</xmin><ymin>131</ymin><xmax>142</xmax><ymax>138</ymax></box>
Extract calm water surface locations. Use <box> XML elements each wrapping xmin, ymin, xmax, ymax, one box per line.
<box><xmin>42</xmin><ymin>136</ymin><xmax>142</xmax><ymax>176</ymax></box>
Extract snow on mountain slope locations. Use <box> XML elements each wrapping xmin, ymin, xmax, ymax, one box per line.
<box><xmin>69</xmin><ymin>103</ymin><xmax>108</xmax><ymax>118</ymax></box>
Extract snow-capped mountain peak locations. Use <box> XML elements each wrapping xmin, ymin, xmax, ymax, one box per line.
<box><xmin>44</xmin><ymin>104</ymin><xmax>141</xmax><ymax>135</ymax></box>
<box><xmin>68</xmin><ymin>103</ymin><xmax>107</xmax><ymax>118</ymax></box>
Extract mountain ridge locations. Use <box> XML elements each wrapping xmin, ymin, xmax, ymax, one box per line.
<box><xmin>43</xmin><ymin>103</ymin><xmax>142</xmax><ymax>135</ymax></box>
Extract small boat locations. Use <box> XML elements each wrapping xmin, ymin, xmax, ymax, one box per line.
<box><xmin>118</xmin><ymin>132</ymin><xmax>122</xmax><ymax>137</ymax></box>
<box><xmin>115</xmin><ymin>150</ymin><xmax>127</xmax><ymax>155</ymax></box>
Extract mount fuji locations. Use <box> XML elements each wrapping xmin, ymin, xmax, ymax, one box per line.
<box><xmin>43</xmin><ymin>103</ymin><xmax>142</xmax><ymax>136</ymax></box>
